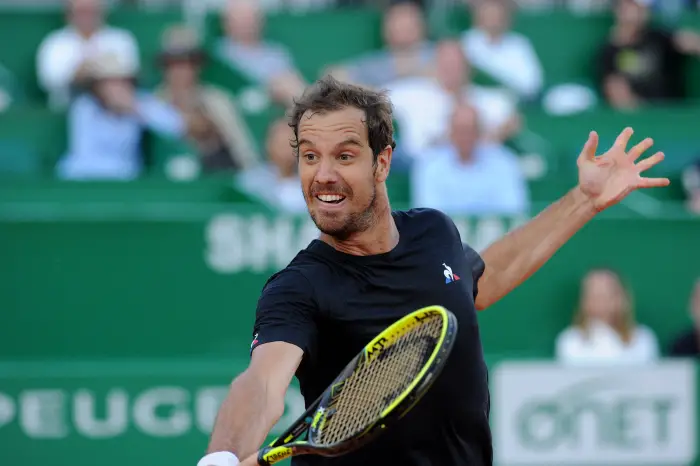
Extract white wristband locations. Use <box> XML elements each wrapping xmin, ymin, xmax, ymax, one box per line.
<box><xmin>197</xmin><ymin>451</ymin><xmax>240</xmax><ymax>466</ymax></box>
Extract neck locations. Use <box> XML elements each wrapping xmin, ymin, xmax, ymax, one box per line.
<box><xmin>485</xmin><ymin>30</ymin><xmax>503</xmax><ymax>43</ymax></box>
<box><xmin>457</xmin><ymin>146</ymin><xmax>474</xmax><ymax>163</ymax></box>
<box><xmin>234</xmin><ymin>36</ymin><xmax>258</xmax><ymax>47</ymax></box>
<box><xmin>77</xmin><ymin>28</ymin><xmax>96</xmax><ymax>40</ymax></box>
<box><xmin>319</xmin><ymin>194</ymin><xmax>398</xmax><ymax>256</ymax></box>
<box><xmin>614</xmin><ymin>24</ymin><xmax>641</xmax><ymax>44</ymax></box>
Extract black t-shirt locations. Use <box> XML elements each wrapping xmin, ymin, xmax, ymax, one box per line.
<box><xmin>668</xmin><ymin>329</ymin><xmax>700</xmax><ymax>357</ymax></box>
<box><xmin>252</xmin><ymin>208</ymin><xmax>492</xmax><ymax>466</ymax></box>
<box><xmin>598</xmin><ymin>28</ymin><xmax>685</xmax><ymax>100</ymax></box>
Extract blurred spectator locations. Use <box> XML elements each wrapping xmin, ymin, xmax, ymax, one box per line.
<box><xmin>56</xmin><ymin>52</ymin><xmax>184</xmax><ymax>181</ymax></box>
<box><xmin>668</xmin><ymin>279</ymin><xmax>700</xmax><ymax>357</ymax></box>
<box><xmin>598</xmin><ymin>0</ymin><xmax>700</xmax><ymax>109</ymax></box>
<box><xmin>461</xmin><ymin>0</ymin><xmax>544</xmax><ymax>100</ymax></box>
<box><xmin>327</xmin><ymin>2</ymin><xmax>434</xmax><ymax>88</ymax></box>
<box><xmin>555</xmin><ymin>268</ymin><xmax>659</xmax><ymax>366</ymax></box>
<box><xmin>411</xmin><ymin>104</ymin><xmax>529</xmax><ymax>214</ymax></box>
<box><xmin>215</xmin><ymin>0</ymin><xmax>306</xmax><ymax>107</ymax></box>
<box><xmin>36</xmin><ymin>0</ymin><xmax>139</xmax><ymax>110</ymax></box>
<box><xmin>155</xmin><ymin>25</ymin><xmax>260</xmax><ymax>173</ymax></box>
<box><xmin>682</xmin><ymin>156</ymin><xmax>700</xmax><ymax>214</ymax></box>
<box><xmin>388</xmin><ymin>40</ymin><xmax>520</xmax><ymax>158</ymax></box>
<box><xmin>236</xmin><ymin>119</ymin><xmax>306</xmax><ymax>213</ymax></box>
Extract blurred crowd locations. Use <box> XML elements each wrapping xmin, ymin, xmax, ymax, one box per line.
<box><xmin>557</xmin><ymin>270</ymin><xmax>700</xmax><ymax>363</ymax></box>
<box><xmin>16</xmin><ymin>0</ymin><xmax>699</xmax><ymax>216</ymax></box>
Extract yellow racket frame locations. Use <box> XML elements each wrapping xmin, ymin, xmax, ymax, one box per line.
<box><xmin>257</xmin><ymin>305</ymin><xmax>458</xmax><ymax>465</ymax></box>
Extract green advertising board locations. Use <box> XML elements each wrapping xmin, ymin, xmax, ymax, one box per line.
<box><xmin>0</xmin><ymin>358</ymin><xmax>698</xmax><ymax>466</ymax></box>
<box><xmin>1</xmin><ymin>204</ymin><xmax>699</xmax><ymax>361</ymax></box>
<box><xmin>0</xmin><ymin>358</ymin><xmax>303</xmax><ymax>466</ymax></box>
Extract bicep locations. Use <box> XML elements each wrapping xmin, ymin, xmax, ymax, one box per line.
<box><xmin>249</xmin><ymin>341</ymin><xmax>304</xmax><ymax>400</ymax></box>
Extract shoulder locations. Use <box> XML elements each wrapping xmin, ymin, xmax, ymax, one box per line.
<box><xmin>396</xmin><ymin>207</ymin><xmax>457</xmax><ymax>230</ymax></box>
<box><xmin>201</xmin><ymin>84</ymin><xmax>234</xmax><ymax>100</ymax></box>
<box><xmin>633</xmin><ymin>325</ymin><xmax>659</xmax><ymax>344</ymax></box>
<box><xmin>555</xmin><ymin>326</ymin><xmax>585</xmax><ymax>351</ymax></box>
<box><xmin>646</xmin><ymin>27</ymin><xmax>674</xmax><ymax>42</ymax></box>
<box><xmin>416</xmin><ymin>145</ymin><xmax>453</xmax><ymax>171</ymax></box>
<box><xmin>461</xmin><ymin>28</ymin><xmax>484</xmax><ymax>47</ymax></box>
<box><xmin>39</xmin><ymin>27</ymin><xmax>72</xmax><ymax>49</ymax></box>
<box><xmin>397</xmin><ymin>208</ymin><xmax>467</xmax><ymax>250</ymax></box>
<box><xmin>504</xmin><ymin>31</ymin><xmax>535</xmax><ymax>48</ymax></box>
<box><xmin>71</xmin><ymin>94</ymin><xmax>98</xmax><ymax>113</ymax></box>
<box><xmin>261</xmin><ymin>249</ymin><xmax>330</xmax><ymax>295</ymax></box>
<box><xmin>477</xmin><ymin>142</ymin><xmax>519</xmax><ymax>166</ymax></box>
<box><xmin>102</xmin><ymin>26</ymin><xmax>138</xmax><ymax>43</ymax></box>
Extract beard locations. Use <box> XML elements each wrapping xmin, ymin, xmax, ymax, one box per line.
<box><xmin>307</xmin><ymin>183</ymin><xmax>378</xmax><ymax>241</ymax></box>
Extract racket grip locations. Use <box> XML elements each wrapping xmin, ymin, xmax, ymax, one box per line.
<box><xmin>257</xmin><ymin>445</ymin><xmax>294</xmax><ymax>466</ymax></box>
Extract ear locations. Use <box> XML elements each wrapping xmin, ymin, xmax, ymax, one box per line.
<box><xmin>374</xmin><ymin>145</ymin><xmax>393</xmax><ymax>183</ymax></box>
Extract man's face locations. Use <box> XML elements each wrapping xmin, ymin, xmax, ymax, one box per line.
<box><xmin>267</xmin><ymin>121</ymin><xmax>296</xmax><ymax>176</ymax></box>
<box><xmin>476</xmin><ymin>2</ymin><xmax>509</xmax><ymax>36</ymax></box>
<box><xmin>436</xmin><ymin>42</ymin><xmax>469</xmax><ymax>92</ymax></box>
<box><xmin>383</xmin><ymin>4</ymin><xmax>424</xmax><ymax>50</ymax></box>
<box><xmin>68</xmin><ymin>0</ymin><xmax>102</xmax><ymax>35</ymax></box>
<box><xmin>297</xmin><ymin>107</ymin><xmax>389</xmax><ymax>240</ymax></box>
<box><xmin>225</xmin><ymin>2</ymin><xmax>261</xmax><ymax>43</ymax></box>
<box><xmin>165</xmin><ymin>59</ymin><xmax>198</xmax><ymax>88</ymax></box>
<box><xmin>615</xmin><ymin>0</ymin><xmax>649</xmax><ymax>28</ymax></box>
<box><xmin>450</xmin><ymin>105</ymin><xmax>479</xmax><ymax>156</ymax></box>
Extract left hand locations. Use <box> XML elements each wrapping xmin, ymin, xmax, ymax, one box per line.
<box><xmin>239</xmin><ymin>454</ymin><xmax>261</xmax><ymax>466</ymax></box>
<box><xmin>577</xmin><ymin>127</ymin><xmax>669</xmax><ymax>212</ymax></box>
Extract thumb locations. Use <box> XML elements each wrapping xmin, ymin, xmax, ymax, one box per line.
<box><xmin>578</xmin><ymin>131</ymin><xmax>599</xmax><ymax>164</ymax></box>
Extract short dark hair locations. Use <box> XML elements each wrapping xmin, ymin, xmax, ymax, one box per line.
<box><xmin>288</xmin><ymin>75</ymin><xmax>396</xmax><ymax>161</ymax></box>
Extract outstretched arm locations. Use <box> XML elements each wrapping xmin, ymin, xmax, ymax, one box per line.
<box><xmin>201</xmin><ymin>342</ymin><xmax>303</xmax><ymax>465</ymax></box>
<box><xmin>474</xmin><ymin>128</ymin><xmax>669</xmax><ymax>310</ymax></box>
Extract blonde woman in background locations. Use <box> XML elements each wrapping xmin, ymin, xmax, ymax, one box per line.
<box><xmin>555</xmin><ymin>268</ymin><xmax>659</xmax><ymax>366</ymax></box>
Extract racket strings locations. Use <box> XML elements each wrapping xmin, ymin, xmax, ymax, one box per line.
<box><xmin>316</xmin><ymin>316</ymin><xmax>442</xmax><ymax>445</ymax></box>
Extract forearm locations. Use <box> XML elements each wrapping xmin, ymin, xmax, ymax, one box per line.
<box><xmin>207</xmin><ymin>370</ymin><xmax>284</xmax><ymax>459</ymax></box>
<box><xmin>475</xmin><ymin>186</ymin><xmax>596</xmax><ymax>309</ymax></box>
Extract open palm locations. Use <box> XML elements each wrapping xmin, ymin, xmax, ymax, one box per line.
<box><xmin>577</xmin><ymin>127</ymin><xmax>670</xmax><ymax>212</ymax></box>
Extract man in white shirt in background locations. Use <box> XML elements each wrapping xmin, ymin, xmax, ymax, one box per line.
<box><xmin>461</xmin><ymin>0</ymin><xmax>544</xmax><ymax>100</ymax></box>
<box><xmin>216</xmin><ymin>0</ymin><xmax>306</xmax><ymax>107</ymax></box>
<box><xmin>412</xmin><ymin>103</ymin><xmax>529</xmax><ymax>215</ymax></box>
<box><xmin>388</xmin><ymin>39</ymin><xmax>521</xmax><ymax>160</ymax></box>
<box><xmin>36</xmin><ymin>0</ymin><xmax>139</xmax><ymax>110</ymax></box>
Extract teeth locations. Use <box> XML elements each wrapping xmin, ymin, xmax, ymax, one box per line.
<box><xmin>317</xmin><ymin>194</ymin><xmax>345</xmax><ymax>202</ymax></box>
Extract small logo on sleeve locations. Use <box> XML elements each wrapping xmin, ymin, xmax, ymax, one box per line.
<box><xmin>251</xmin><ymin>333</ymin><xmax>259</xmax><ymax>352</ymax></box>
<box><xmin>443</xmin><ymin>263</ymin><xmax>460</xmax><ymax>284</ymax></box>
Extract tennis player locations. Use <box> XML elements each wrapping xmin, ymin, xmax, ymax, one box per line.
<box><xmin>198</xmin><ymin>76</ymin><xmax>668</xmax><ymax>466</ymax></box>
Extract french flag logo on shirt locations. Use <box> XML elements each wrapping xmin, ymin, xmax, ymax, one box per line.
<box><xmin>443</xmin><ymin>263</ymin><xmax>460</xmax><ymax>284</ymax></box>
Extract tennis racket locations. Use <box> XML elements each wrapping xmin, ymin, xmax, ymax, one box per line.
<box><xmin>256</xmin><ymin>305</ymin><xmax>458</xmax><ymax>465</ymax></box>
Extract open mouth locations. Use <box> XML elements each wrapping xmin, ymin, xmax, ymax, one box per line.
<box><xmin>315</xmin><ymin>194</ymin><xmax>347</xmax><ymax>205</ymax></box>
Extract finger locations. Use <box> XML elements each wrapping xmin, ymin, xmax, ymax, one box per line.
<box><xmin>637</xmin><ymin>177</ymin><xmax>670</xmax><ymax>188</ymax></box>
<box><xmin>628</xmin><ymin>137</ymin><xmax>654</xmax><ymax>161</ymax></box>
<box><xmin>578</xmin><ymin>131</ymin><xmax>599</xmax><ymax>162</ymax></box>
<box><xmin>614</xmin><ymin>127</ymin><xmax>634</xmax><ymax>150</ymax></box>
<box><xmin>636</xmin><ymin>151</ymin><xmax>665</xmax><ymax>172</ymax></box>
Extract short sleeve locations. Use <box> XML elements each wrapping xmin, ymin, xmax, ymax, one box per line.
<box><xmin>463</xmin><ymin>242</ymin><xmax>486</xmax><ymax>300</ymax></box>
<box><xmin>251</xmin><ymin>270</ymin><xmax>318</xmax><ymax>357</ymax></box>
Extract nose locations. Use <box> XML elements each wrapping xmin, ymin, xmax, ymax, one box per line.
<box><xmin>313</xmin><ymin>157</ymin><xmax>339</xmax><ymax>185</ymax></box>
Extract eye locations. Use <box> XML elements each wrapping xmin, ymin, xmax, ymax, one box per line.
<box><xmin>303</xmin><ymin>153</ymin><xmax>317</xmax><ymax>162</ymax></box>
<box><xmin>338</xmin><ymin>153</ymin><xmax>353</xmax><ymax>162</ymax></box>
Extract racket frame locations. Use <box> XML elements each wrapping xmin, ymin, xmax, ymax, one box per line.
<box><xmin>257</xmin><ymin>305</ymin><xmax>458</xmax><ymax>465</ymax></box>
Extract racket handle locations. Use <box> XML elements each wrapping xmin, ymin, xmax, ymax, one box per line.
<box><xmin>257</xmin><ymin>445</ymin><xmax>294</xmax><ymax>466</ymax></box>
